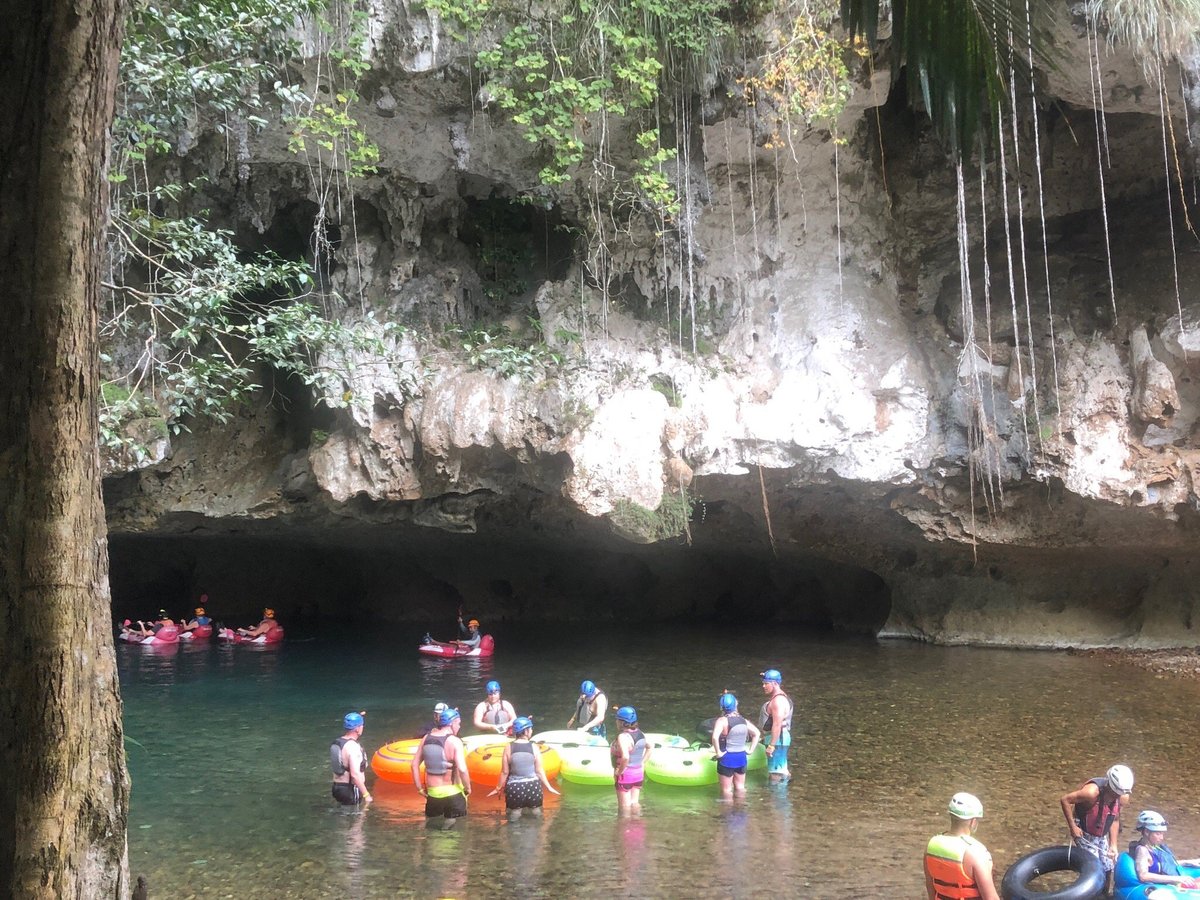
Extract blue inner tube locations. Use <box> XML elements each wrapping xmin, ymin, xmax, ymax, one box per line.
<box><xmin>1001</xmin><ymin>845</ymin><xmax>1105</xmax><ymax>900</ymax></box>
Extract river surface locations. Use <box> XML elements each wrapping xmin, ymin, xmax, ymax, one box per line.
<box><xmin>120</xmin><ymin>624</ymin><xmax>1200</xmax><ymax>898</ymax></box>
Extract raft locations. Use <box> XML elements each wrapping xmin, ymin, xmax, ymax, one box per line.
<box><xmin>372</xmin><ymin>738</ymin><xmax>422</xmax><ymax>784</ymax></box>
<box><xmin>1114</xmin><ymin>852</ymin><xmax>1200</xmax><ymax>899</ymax></box>
<box><xmin>557</xmin><ymin>744</ymin><xmax>615</xmax><ymax>785</ymax></box>
<box><xmin>418</xmin><ymin>634</ymin><xmax>495</xmax><ymax>658</ymax></box>
<box><xmin>645</xmin><ymin>744</ymin><xmax>719</xmax><ymax>787</ymax></box>
<box><xmin>218</xmin><ymin>626</ymin><xmax>284</xmax><ymax>644</ymax></box>
<box><xmin>1001</xmin><ymin>845</ymin><xmax>1105</xmax><ymax>900</ymax></box>
<box><xmin>465</xmin><ymin>740</ymin><xmax>562</xmax><ymax>788</ymax></box>
<box><xmin>531</xmin><ymin>730</ymin><xmax>607</xmax><ymax>749</ymax></box>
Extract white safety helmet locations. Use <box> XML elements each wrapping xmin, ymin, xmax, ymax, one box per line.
<box><xmin>1107</xmin><ymin>764</ymin><xmax>1135</xmax><ymax>795</ymax></box>
<box><xmin>433</xmin><ymin>702</ymin><xmax>448</xmax><ymax>716</ymax></box>
<box><xmin>1137</xmin><ymin>810</ymin><xmax>1168</xmax><ymax>832</ymax></box>
<box><xmin>948</xmin><ymin>792</ymin><xmax>984</xmax><ymax>820</ymax></box>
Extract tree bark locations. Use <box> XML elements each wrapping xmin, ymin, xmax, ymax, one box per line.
<box><xmin>0</xmin><ymin>0</ymin><xmax>130</xmax><ymax>897</ymax></box>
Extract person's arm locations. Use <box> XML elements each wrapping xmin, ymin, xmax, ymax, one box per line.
<box><xmin>411</xmin><ymin>735</ymin><xmax>427</xmax><ymax>793</ymax></box>
<box><xmin>1060</xmin><ymin>784</ymin><xmax>1097</xmax><ymax>841</ymax></box>
<box><xmin>488</xmin><ymin>746</ymin><xmax>511</xmax><ymax>797</ymax></box>
<box><xmin>534</xmin><ymin>746</ymin><xmax>561</xmax><ymax>795</ymax></box>
<box><xmin>472</xmin><ymin>702</ymin><xmax>489</xmax><ymax>731</ymax></box>
<box><xmin>711</xmin><ymin>716</ymin><xmax>726</xmax><ymax>757</ymax></box>
<box><xmin>346</xmin><ymin>744</ymin><xmax>372</xmax><ymax>803</ymax></box>
<box><xmin>766</xmin><ymin>697</ymin><xmax>783</xmax><ymax>755</ymax></box>
<box><xmin>1105</xmin><ymin>814</ymin><xmax>1121</xmax><ymax>862</ymax></box>
<box><xmin>567</xmin><ymin>697</ymin><xmax>582</xmax><ymax>728</ymax></box>
<box><xmin>612</xmin><ymin>734</ymin><xmax>630</xmax><ymax>779</ymax></box>
<box><xmin>745</xmin><ymin>720</ymin><xmax>762</xmax><ymax>753</ymax></box>
<box><xmin>963</xmin><ymin>846</ymin><xmax>1001</xmax><ymax>900</ymax></box>
<box><xmin>451</xmin><ymin>738</ymin><xmax>471</xmax><ymax>796</ymax></box>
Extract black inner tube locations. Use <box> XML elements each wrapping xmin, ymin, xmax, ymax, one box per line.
<box><xmin>1000</xmin><ymin>845</ymin><xmax>1105</xmax><ymax>900</ymax></box>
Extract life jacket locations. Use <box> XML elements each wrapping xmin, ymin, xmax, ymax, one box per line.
<box><xmin>509</xmin><ymin>741</ymin><xmax>537</xmax><ymax>779</ymax></box>
<box><xmin>719</xmin><ymin>715</ymin><xmax>749</xmax><ymax>753</ymax></box>
<box><xmin>1075</xmin><ymin>777</ymin><xmax>1122</xmax><ymax>838</ymax></box>
<box><xmin>482</xmin><ymin>701</ymin><xmax>511</xmax><ymax>727</ymax></box>
<box><xmin>924</xmin><ymin>833</ymin><xmax>985</xmax><ymax>900</ymax></box>
<box><xmin>760</xmin><ymin>691</ymin><xmax>793</xmax><ymax>733</ymax></box>
<box><xmin>422</xmin><ymin>734</ymin><xmax>450</xmax><ymax>775</ymax></box>
<box><xmin>330</xmin><ymin>737</ymin><xmax>365</xmax><ymax>777</ymax></box>
<box><xmin>1149</xmin><ymin>844</ymin><xmax>1182</xmax><ymax>877</ymax></box>
<box><xmin>195</xmin><ymin>615</ymin><xmax>211</xmax><ymax>626</ymax></box>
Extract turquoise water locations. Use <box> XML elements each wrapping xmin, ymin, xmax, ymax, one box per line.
<box><xmin>120</xmin><ymin>626</ymin><xmax>1200</xmax><ymax>898</ymax></box>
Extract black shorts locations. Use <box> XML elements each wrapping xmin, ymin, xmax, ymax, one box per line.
<box><xmin>425</xmin><ymin>790</ymin><xmax>468</xmax><ymax>819</ymax></box>
<box><xmin>505</xmin><ymin>778</ymin><xmax>543</xmax><ymax>810</ymax></box>
<box><xmin>331</xmin><ymin>782</ymin><xmax>361</xmax><ymax>805</ymax></box>
<box><xmin>717</xmin><ymin>762</ymin><xmax>747</xmax><ymax>776</ymax></box>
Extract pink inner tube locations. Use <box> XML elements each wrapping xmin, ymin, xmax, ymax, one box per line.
<box><xmin>150</xmin><ymin>625</ymin><xmax>180</xmax><ymax>644</ymax></box>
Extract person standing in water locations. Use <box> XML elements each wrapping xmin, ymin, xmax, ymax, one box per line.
<box><xmin>568</xmin><ymin>679</ymin><xmax>608</xmax><ymax>739</ymax></box>
<box><xmin>1060</xmin><ymin>763</ymin><xmax>1135</xmax><ymax>893</ymax></box>
<box><xmin>759</xmin><ymin>668</ymin><xmax>793</xmax><ymax>784</ymax></box>
<box><xmin>924</xmin><ymin>792</ymin><xmax>1000</xmax><ymax>900</ymax></box>
<box><xmin>487</xmin><ymin>717</ymin><xmax>560</xmax><ymax>819</ymax></box>
<box><xmin>473</xmin><ymin>680</ymin><xmax>516</xmax><ymax>734</ymax></box>
<box><xmin>611</xmin><ymin>706</ymin><xmax>651</xmax><ymax>816</ymax></box>
<box><xmin>331</xmin><ymin>712</ymin><xmax>372</xmax><ymax>806</ymax></box>
<box><xmin>412</xmin><ymin>707</ymin><xmax>471</xmax><ymax>827</ymax></box>
<box><xmin>711</xmin><ymin>692</ymin><xmax>761</xmax><ymax>800</ymax></box>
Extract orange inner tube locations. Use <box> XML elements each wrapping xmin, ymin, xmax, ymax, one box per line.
<box><xmin>466</xmin><ymin>741</ymin><xmax>562</xmax><ymax>788</ymax></box>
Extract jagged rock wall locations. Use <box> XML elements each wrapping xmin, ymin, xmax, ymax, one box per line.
<box><xmin>103</xmin><ymin>3</ymin><xmax>1200</xmax><ymax>647</ymax></box>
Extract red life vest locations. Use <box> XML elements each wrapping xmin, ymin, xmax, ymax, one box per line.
<box><xmin>1075</xmin><ymin>777</ymin><xmax>1122</xmax><ymax>838</ymax></box>
<box><xmin>925</xmin><ymin>833</ymin><xmax>985</xmax><ymax>900</ymax></box>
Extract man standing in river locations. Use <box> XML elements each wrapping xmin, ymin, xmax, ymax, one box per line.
<box><xmin>924</xmin><ymin>792</ymin><xmax>1000</xmax><ymax>900</ymax></box>
<box><xmin>1060</xmin><ymin>763</ymin><xmax>1135</xmax><ymax>894</ymax></box>
<box><xmin>330</xmin><ymin>712</ymin><xmax>372</xmax><ymax>806</ymax></box>
<box><xmin>760</xmin><ymin>668</ymin><xmax>793</xmax><ymax>784</ymax></box>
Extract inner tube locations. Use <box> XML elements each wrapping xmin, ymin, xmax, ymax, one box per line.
<box><xmin>1001</xmin><ymin>845</ymin><xmax>1105</xmax><ymax>900</ymax></box>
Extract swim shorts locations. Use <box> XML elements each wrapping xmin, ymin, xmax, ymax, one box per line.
<box><xmin>615</xmin><ymin>766</ymin><xmax>644</xmax><ymax>791</ymax></box>
<box><xmin>504</xmin><ymin>777</ymin><xmax>543</xmax><ymax>810</ymax></box>
<box><xmin>767</xmin><ymin>730</ymin><xmax>791</xmax><ymax>775</ymax></box>
<box><xmin>331</xmin><ymin>782</ymin><xmax>361</xmax><ymax>805</ymax></box>
<box><xmin>717</xmin><ymin>750</ymin><xmax>748</xmax><ymax>777</ymax></box>
<box><xmin>425</xmin><ymin>785</ymin><xmax>468</xmax><ymax>819</ymax></box>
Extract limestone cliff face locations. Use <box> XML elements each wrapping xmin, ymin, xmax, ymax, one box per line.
<box><xmin>104</xmin><ymin>4</ymin><xmax>1200</xmax><ymax>648</ymax></box>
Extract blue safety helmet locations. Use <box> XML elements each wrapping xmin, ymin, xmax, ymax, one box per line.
<box><xmin>719</xmin><ymin>692</ymin><xmax>738</xmax><ymax>713</ymax></box>
<box><xmin>439</xmin><ymin>707</ymin><xmax>461</xmax><ymax>726</ymax></box>
<box><xmin>616</xmin><ymin>706</ymin><xmax>637</xmax><ymax>724</ymax></box>
<box><xmin>512</xmin><ymin>716</ymin><xmax>534</xmax><ymax>735</ymax></box>
<box><xmin>760</xmin><ymin>668</ymin><xmax>782</xmax><ymax>684</ymax></box>
<box><xmin>581</xmin><ymin>680</ymin><xmax>597</xmax><ymax>698</ymax></box>
<box><xmin>486</xmin><ymin>680</ymin><xmax>501</xmax><ymax>694</ymax></box>
<box><xmin>343</xmin><ymin>712</ymin><xmax>364</xmax><ymax>730</ymax></box>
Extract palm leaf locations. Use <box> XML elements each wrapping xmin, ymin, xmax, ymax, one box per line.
<box><xmin>841</xmin><ymin>0</ymin><xmax>1052</xmax><ymax>155</ymax></box>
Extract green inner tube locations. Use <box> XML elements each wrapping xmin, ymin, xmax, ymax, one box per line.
<box><xmin>645</xmin><ymin>746</ymin><xmax>719</xmax><ymax>787</ymax></box>
<box><xmin>557</xmin><ymin>745</ymin><xmax>615</xmax><ymax>785</ymax></box>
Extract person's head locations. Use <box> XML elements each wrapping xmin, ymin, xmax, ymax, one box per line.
<box><xmin>263</xmin><ymin>607</ymin><xmax>276</xmax><ymax>620</ymax></box>
<box><xmin>761</xmin><ymin>669</ymin><xmax>782</xmax><ymax>692</ymax></box>
<box><xmin>948</xmin><ymin>792</ymin><xmax>984</xmax><ymax>832</ymax></box>
<box><xmin>1136</xmin><ymin>810</ymin><xmax>1169</xmax><ymax>845</ymax></box>
<box><xmin>439</xmin><ymin>707</ymin><xmax>462</xmax><ymax>730</ymax></box>
<box><xmin>616</xmin><ymin>706</ymin><xmax>638</xmax><ymax>728</ymax></box>
<box><xmin>194</xmin><ymin>606</ymin><xmax>205</xmax><ymax>616</ymax></box>
<box><xmin>1106</xmin><ymin>763</ymin><xmax>1134</xmax><ymax>798</ymax></box>
<box><xmin>433</xmin><ymin>702</ymin><xmax>449</xmax><ymax>720</ymax></box>
<box><xmin>580</xmin><ymin>680</ymin><xmax>597</xmax><ymax>699</ymax></box>
<box><xmin>467</xmin><ymin>618</ymin><xmax>480</xmax><ymax>632</ymax></box>
<box><xmin>719</xmin><ymin>692</ymin><xmax>738</xmax><ymax>714</ymax></box>
<box><xmin>158</xmin><ymin>609</ymin><xmax>168</xmax><ymax>620</ymax></box>
<box><xmin>512</xmin><ymin>716</ymin><xmax>534</xmax><ymax>738</ymax></box>
<box><xmin>343</xmin><ymin>711</ymin><xmax>365</xmax><ymax>733</ymax></box>
<box><xmin>486</xmin><ymin>680</ymin><xmax>501</xmax><ymax>697</ymax></box>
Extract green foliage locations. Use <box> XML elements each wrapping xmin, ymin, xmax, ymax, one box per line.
<box><xmin>610</xmin><ymin>491</ymin><xmax>694</xmax><ymax>543</ymax></box>
<box><xmin>433</xmin><ymin>0</ymin><xmax>733</xmax><ymax>214</ymax></box>
<box><xmin>103</xmin><ymin>0</ymin><xmax>392</xmax><ymax>458</ymax></box>
<box><xmin>442</xmin><ymin>325</ymin><xmax>573</xmax><ymax>380</ymax></box>
<box><xmin>649</xmin><ymin>373</ymin><xmax>682</xmax><ymax>407</ymax></box>
<box><xmin>839</xmin><ymin>0</ymin><xmax>1047</xmax><ymax>155</ymax></box>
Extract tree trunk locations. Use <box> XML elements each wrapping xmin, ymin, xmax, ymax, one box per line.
<box><xmin>0</xmin><ymin>0</ymin><xmax>130</xmax><ymax>897</ymax></box>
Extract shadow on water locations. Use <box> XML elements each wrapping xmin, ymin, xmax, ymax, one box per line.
<box><xmin>119</xmin><ymin>623</ymin><xmax>1200</xmax><ymax>898</ymax></box>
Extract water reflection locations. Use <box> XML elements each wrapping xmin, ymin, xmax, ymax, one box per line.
<box><xmin>120</xmin><ymin>627</ymin><xmax>1200</xmax><ymax>898</ymax></box>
